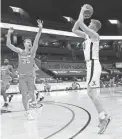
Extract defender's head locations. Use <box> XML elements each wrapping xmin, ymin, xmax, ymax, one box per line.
<box><xmin>23</xmin><ymin>38</ymin><xmax>32</xmax><ymax>50</ymax></box>
<box><xmin>4</xmin><ymin>58</ymin><xmax>9</xmax><ymax>65</ymax></box>
<box><xmin>88</xmin><ymin>19</ymin><xmax>101</xmax><ymax>32</ymax></box>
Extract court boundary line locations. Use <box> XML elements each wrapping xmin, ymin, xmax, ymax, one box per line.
<box><xmin>44</xmin><ymin>101</ymin><xmax>91</xmax><ymax>139</ymax></box>
<box><xmin>42</xmin><ymin>102</ymin><xmax>75</xmax><ymax>139</ymax></box>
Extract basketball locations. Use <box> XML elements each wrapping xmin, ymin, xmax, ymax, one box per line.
<box><xmin>83</xmin><ymin>4</ymin><xmax>93</xmax><ymax>19</ymax></box>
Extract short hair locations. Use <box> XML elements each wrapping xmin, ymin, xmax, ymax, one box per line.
<box><xmin>91</xmin><ymin>19</ymin><xmax>102</xmax><ymax>30</ymax></box>
<box><xmin>23</xmin><ymin>38</ymin><xmax>32</xmax><ymax>44</ymax></box>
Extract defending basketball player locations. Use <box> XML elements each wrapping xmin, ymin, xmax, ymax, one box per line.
<box><xmin>6</xmin><ymin>19</ymin><xmax>43</xmax><ymax>120</ymax></box>
<box><xmin>1</xmin><ymin>58</ymin><xmax>14</xmax><ymax>109</ymax></box>
<box><xmin>72</xmin><ymin>4</ymin><xmax>111</xmax><ymax>134</ymax></box>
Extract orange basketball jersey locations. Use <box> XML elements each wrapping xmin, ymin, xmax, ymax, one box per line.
<box><xmin>18</xmin><ymin>51</ymin><xmax>35</xmax><ymax>75</ymax></box>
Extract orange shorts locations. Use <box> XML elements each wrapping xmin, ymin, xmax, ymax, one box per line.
<box><xmin>19</xmin><ymin>74</ymin><xmax>34</xmax><ymax>94</ymax></box>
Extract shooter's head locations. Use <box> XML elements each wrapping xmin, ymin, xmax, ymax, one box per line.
<box><xmin>88</xmin><ymin>19</ymin><xmax>101</xmax><ymax>32</ymax></box>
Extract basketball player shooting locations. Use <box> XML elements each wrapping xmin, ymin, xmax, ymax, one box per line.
<box><xmin>72</xmin><ymin>4</ymin><xmax>111</xmax><ymax>134</ymax></box>
<box><xmin>6</xmin><ymin>19</ymin><xmax>43</xmax><ymax>120</ymax></box>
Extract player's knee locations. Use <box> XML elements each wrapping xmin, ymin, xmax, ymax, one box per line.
<box><xmin>21</xmin><ymin>91</ymin><xmax>28</xmax><ymax>97</ymax></box>
<box><xmin>87</xmin><ymin>86</ymin><xmax>92</xmax><ymax>97</ymax></box>
<box><xmin>22</xmin><ymin>93</ymin><xmax>29</xmax><ymax>101</ymax></box>
<box><xmin>87</xmin><ymin>87</ymin><xmax>99</xmax><ymax>99</ymax></box>
<box><xmin>92</xmin><ymin>93</ymin><xmax>99</xmax><ymax>100</ymax></box>
<box><xmin>87</xmin><ymin>90</ymin><xmax>93</xmax><ymax>98</ymax></box>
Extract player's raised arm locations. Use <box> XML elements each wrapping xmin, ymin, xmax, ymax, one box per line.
<box><xmin>72</xmin><ymin>20</ymin><xmax>86</xmax><ymax>39</ymax></box>
<box><xmin>31</xmin><ymin>19</ymin><xmax>43</xmax><ymax>57</ymax></box>
<box><xmin>78</xmin><ymin>5</ymin><xmax>99</xmax><ymax>40</ymax></box>
<box><xmin>6</xmin><ymin>28</ymin><xmax>22</xmax><ymax>54</ymax></box>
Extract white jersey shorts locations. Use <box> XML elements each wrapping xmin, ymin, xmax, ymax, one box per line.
<box><xmin>86</xmin><ymin>60</ymin><xmax>102</xmax><ymax>88</ymax></box>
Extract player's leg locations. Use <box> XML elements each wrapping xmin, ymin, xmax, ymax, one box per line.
<box><xmin>27</xmin><ymin>75</ymin><xmax>36</xmax><ymax>102</ymax></box>
<box><xmin>27</xmin><ymin>75</ymin><xmax>44</xmax><ymax>109</ymax></box>
<box><xmin>35</xmin><ymin>85</ymin><xmax>44</xmax><ymax>102</ymax></box>
<box><xmin>88</xmin><ymin>61</ymin><xmax>110</xmax><ymax>134</ymax></box>
<box><xmin>87</xmin><ymin>61</ymin><xmax>104</xmax><ymax>112</ymax></box>
<box><xmin>1</xmin><ymin>89</ymin><xmax>8</xmax><ymax>107</ymax></box>
<box><xmin>1</xmin><ymin>82</ymin><xmax>10</xmax><ymax>108</ymax></box>
<box><xmin>111</xmin><ymin>79</ymin><xmax>115</xmax><ymax>95</ymax></box>
<box><xmin>87</xmin><ymin>61</ymin><xmax>105</xmax><ymax>113</ymax></box>
<box><xmin>27</xmin><ymin>75</ymin><xmax>37</xmax><ymax>108</ymax></box>
<box><xmin>109</xmin><ymin>79</ymin><xmax>111</xmax><ymax>93</ymax></box>
<box><xmin>34</xmin><ymin>86</ymin><xmax>38</xmax><ymax>99</ymax></box>
<box><xmin>6</xmin><ymin>80</ymin><xmax>14</xmax><ymax>104</ymax></box>
<box><xmin>33</xmin><ymin>74</ymin><xmax>43</xmax><ymax>102</ymax></box>
<box><xmin>8</xmin><ymin>94</ymin><xmax>14</xmax><ymax>103</ymax></box>
<box><xmin>19</xmin><ymin>76</ymin><xmax>29</xmax><ymax>111</ymax></box>
<box><xmin>19</xmin><ymin>76</ymin><xmax>34</xmax><ymax>120</ymax></box>
<box><xmin>33</xmin><ymin>74</ymin><xmax>38</xmax><ymax>100</ymax></box>
<box><xmin>109</xmin><ymin>79</ymin><xmax>113</xmax><ymax>95</ymax></box>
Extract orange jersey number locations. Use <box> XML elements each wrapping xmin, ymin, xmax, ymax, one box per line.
<box><xmin>22</xmin><ymin>57</ymin><xmax>31</xmax><ymax>64</ymax></box>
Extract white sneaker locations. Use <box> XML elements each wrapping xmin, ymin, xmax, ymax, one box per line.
<box><xmin>25</xmin><ymin>110</ymin><xmax>35</xmax><ymax>120</ymax></box>
<box><xmin>98</xmin><ymin>113</ymin><xmax>111</xmax><ymax>134</ymax></box>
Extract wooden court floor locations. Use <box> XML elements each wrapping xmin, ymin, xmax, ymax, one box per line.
<box><xmin>1</xmin><ymin>87</ymin><xmax>122</xmax><ymax>139</ymax></box>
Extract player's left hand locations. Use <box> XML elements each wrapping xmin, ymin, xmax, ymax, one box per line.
<box><xmin>79</xmin><ymin>4</ymin><xmax>88</xmax><ymax>20</ymax></box>
<box><xmin>37</xmin><ymin>19</ymin><xmax>43</xmax><ymax>29</ymax></box>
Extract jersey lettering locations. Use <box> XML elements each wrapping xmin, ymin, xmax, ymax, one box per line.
<box><xmin>22</xmin><ymin>57</ymin><xmax>31</xmax><ymax>64</ymax></box>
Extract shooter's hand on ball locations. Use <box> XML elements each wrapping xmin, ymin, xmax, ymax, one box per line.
<box><xmin>80</xmin><ymin>4</ymin><xmax>93</xmax><ymax>19</ymax></box>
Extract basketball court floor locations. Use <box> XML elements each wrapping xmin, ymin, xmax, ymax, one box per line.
<box><xmin>1</xmin><ymin>87</ymin><xmax>122</xmax><ymax>139</ymax></box>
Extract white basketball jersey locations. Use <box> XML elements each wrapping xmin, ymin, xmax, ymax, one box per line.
<box><xmin>83</xmin><ymin>35</ymin><xmax>100</xmax><ymax>61</ymax></box>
